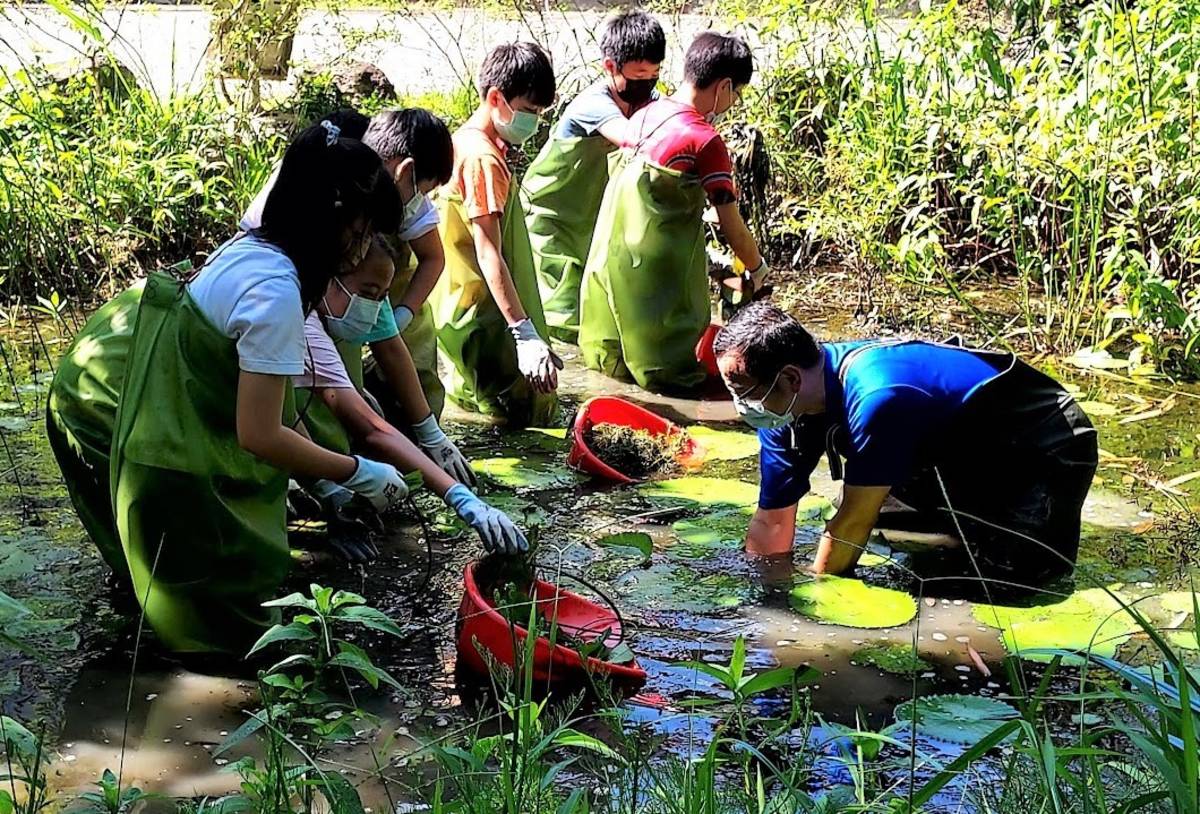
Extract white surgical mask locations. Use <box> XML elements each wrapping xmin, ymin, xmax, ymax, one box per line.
<box><xmin>323</xmin><ymin>278</ymin><xmax>383</xmax><ymax>343</ymax></box>
<box><xmin>732</xmin><ymin>371</ymin><xmax>797</xmax><ymax>430</ymax></box>
<box><xmin>403</xmin><ymin>190</ymin><xmax>426</xmax><ymax>225</ymax></box>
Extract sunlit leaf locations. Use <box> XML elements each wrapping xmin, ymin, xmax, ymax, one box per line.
<box><xmin>972</xmin><ymin>588</ymin><xmax>1139</xmax><ymax>664</ymax></box>
<box><xmin>688</xmin><ymin>425</ymin><xmax>759</xmax><ymax>461</ymax></box>
<box><xmin>637</xmin><ymin>476</ymin><xmax>759</xmax><ymax>514</ymax></box>
<box><xmin>474</xmin><ymin>457</ymin><xmax>579</xmax><ymax>490</ymax></box>
<box><xmin>789</xmin><ymin>576</ymin><xmax>917</xmax><ymax>628</ymax></box>
<box><xmin>595</xmin><ymin>531</ymin><xmax>653</xmax><ymax>562</ymax></box>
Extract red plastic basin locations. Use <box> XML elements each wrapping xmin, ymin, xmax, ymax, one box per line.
<box><xmin>567</xmin><ymin>396</ymin><xmax>705</xmax><ymax>484</ymax></box>
<box><xmin>456</xmin><ymin>560</ymin><xmax>648</xmax><ymax>686</ymax></box>
<box><xmin>695</xmin><ymin>322</ymin><xmax>722</xmax><ymax>378</ymax></box>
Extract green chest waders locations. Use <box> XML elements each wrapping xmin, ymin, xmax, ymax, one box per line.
<box><xmin>578</xmin><ymin>152</ymin><xmax>709</xmax><ymax>393</ymax></box>
<box><xmin>111</xmin><ymin>272</ymin><xmax>294</xmax><ymax>653</ymax></box>
<box><xmin>521</xmin><ymin>135</ymin><xmax>616</xmax><ymax>343</ymax></box>
<box><xmin>47</xmin><ymin>282</ymin><xmax>146</xmax><ymax>578</ymax></box>
<box><xmin>429</xmin><ymin>179</ymin><xmax>558</xmax><ymax>427</ymax></box>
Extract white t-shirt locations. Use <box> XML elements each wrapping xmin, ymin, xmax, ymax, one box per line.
<box><xmin>187</xmin><ymin>236</ymin><xmax>306</xmax><ymax>376</ymax></box>
<box><xmin>239</xmin><ymin>166</ymin><xmax>280</xmax><ymax>232</ymax></box>
<box><xmin>239</xmin><ymin>162</ymin><xmax>440</xmax><ymax>241</ymax></box>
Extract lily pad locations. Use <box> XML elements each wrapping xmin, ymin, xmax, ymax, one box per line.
<box><xmin>614</xmin><ymin>563</ymin><xmax>752</xmax><ymax>613</ymax></box>
<box><xmin>596</xmin><ymin>531</ymin><xmax>653</xmax><ymax>562</ymax></box>
<box><xmin>509</xmin><ymin>428</ymin><xmax>568</xmax><ymax>453</ymax></box>
<box><xmin>688</xmin><ymin>426</ymin><xmax>759</xmax><ymax>461</ymax></box>
<box><xmin>671</xmin><ymin>512</ymin><xmax>747</xmax><ymax>559</ymax></box>
<box><xmin>851</xmin><ymin>642</ymin><xmax>929</xmax><ymax>676</ymax></box>
<box><xmin>893</xmin><ymin>694</ymin><xmax>1020</xmax><ymax>745</ymax></box>
<box><xmin>971</xmin><ymin>588</ymin><xmax>1140</xmax><ymax>664</ymax></box>
<box><xmin>1161</xmin><ymin>591</ymin><xmax>1198</xmax><ymax>615</ymax></box>
<box><xmin>789</xmin><ymin>576</ymin><xmax>917</xmax><ymax>628</ymax></box>
<box><xmin>1168</xmin><ymin>630</ymin><xmax>1199</xmax><ymax>650</ymax></box>
<box><xmin>484</xmin><ymin>493</ymin><xmax>550</xmax><ymax>529</ymax></box>
<box><xmin>637</xmin><ymin>476</ymin><xmax>758</xmax><ymax>515</ymax></box>
<box><xmin>474</xmin><ymin>457</ymin><xmax>579</xmax><ymax>491</ymax></box>
<box><xmin>797</xmin><ymin>494</ymin><xmax>836</xmax><ymax>524</ymax></box>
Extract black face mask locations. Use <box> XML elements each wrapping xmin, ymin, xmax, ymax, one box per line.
<box><xmin>616</xmin><ymin>77</ymin><xmax>657</xmax><ymax>107</ymax></box>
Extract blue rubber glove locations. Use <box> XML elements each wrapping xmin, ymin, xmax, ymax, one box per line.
<box><xmin>445</xmin><ymin>484</ymin><xmax>528</xmax><ymax>555</ymax></box>
<box><xmin>340</xmin><ymin>455</ymin><xmax>407</xmax><ymax>512</ymax></box>
<box><xmin>393</xmin><ymin>304</ymin><xmax>414</xmax><ymax>333</ymax></box>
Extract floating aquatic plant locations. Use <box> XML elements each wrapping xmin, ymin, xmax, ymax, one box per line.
<box><xmin>473</xmin><ymin>457</ymin><xmax>579</xmax><ymax>491</ymax></box>
<box><xmin>637</xmin><ymin>476</ymin><xmax>759</xmax><ymax>514</ymax></box>
<box><xmin>851</xmin><ymin>641</ymin><xmax>929</xmax><ymax>676</ymax></box>
<box><xmin>687</xmin><ymin>425</ymin><xmax>759</xmax><ymax>461</ymax></box>
<box><xmin>789</xmin><ymin>575</ymin><xmax>917</xmax><ymax>628</ymax></box>
<box><xmin>893</xmin><ymin>694</ymin><xmax>1020</xmax><ymax>745</ymax></box>
<box><xmin>971</xmin><ymin>588</ymin><xmax>1140</xmax><ymax>664</ymax></box>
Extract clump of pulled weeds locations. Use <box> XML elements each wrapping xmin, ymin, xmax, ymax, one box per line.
<box><xmin>584</xmin><ymin>423</ymin><xmax>687</xmax><ymax>479</ymax></box>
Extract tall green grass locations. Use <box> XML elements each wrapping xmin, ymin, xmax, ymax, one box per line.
<box><xmin>0</xmin><ymin>58</ymin><xmax>282</xmax><ymax>305</ymax></box>
<box><xmin>731</xmin><ymin>0</ymin><xmax>1200</xmax><ymax>373</ymax></box>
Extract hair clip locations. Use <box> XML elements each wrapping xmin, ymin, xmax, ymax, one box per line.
<box><xmin>320</xmin><ymin>120</ymin><xmax>341</xmax><ymax>146</ymax></box>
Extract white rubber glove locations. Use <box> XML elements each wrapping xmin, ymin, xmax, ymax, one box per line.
<box><xmin>339</xmin><ymin>455</ymin><xmax>408</xmax><ymax>512</ymax></box>
<box><xmin>393</xmin><ymin>304</ymin><xmax>414</xmax><ymax>333</ymax></box>
<box><xmin>413</xmin><ymin>413</ymin><xmax>476</xmax><ymax>486</ymax></box>
<box><xmin>748</xmin><ymin>260</ymin><xmax>770</xmax><ymax>290</ymax></box>
<box><xmin>509</xmin><ymin>318</ymin><xmax>563</xmax><ymax>394</ymax></box>
<box><xmin>445</xmin><ymin>484</ymin><xmax>528</xmax><ymax>555</ymax></box>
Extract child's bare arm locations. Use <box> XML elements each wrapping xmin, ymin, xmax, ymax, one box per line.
<box><xmin>470</xmin><ymin>213</ymin><xmax>529</xmax><ymax>326</ymax></box>
<box><xmin>715</xmin><ymin>202</ymin><xmax>764</xmax><ymax>273</ymax></box>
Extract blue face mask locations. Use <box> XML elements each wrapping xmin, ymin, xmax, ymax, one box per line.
<box><xmin>323</xmin><ymin>278</ymin><xmax>383</xmax><ymax>343</ymax></box>
<box><xmin>732</xmin><ymin>370</ymin><xmax>797</xmax><ymax>430</ymax></box>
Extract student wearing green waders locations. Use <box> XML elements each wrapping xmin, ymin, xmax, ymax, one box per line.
<box><xmin>47</xmin><ymin>123</ymin><xmax>412</xmax><ymax>653</ymax></box>
<box><xmin>521</xmin><ymin>11</ymin><xmax>665</xmax><ymax>342</ymax></box>
<box><xmin>242</xmin><ymin>110</ymin><xmax>469</xmax><ymax>486</ymax></box>
<box><xmin>284</xmin><ymin>239</ymin><xmax>529</xmax><ymax>561</ymax></box>
<box><xmin>430</xmin><ymin>43</ymin><xmax>562</xmax><ymax>426</ymax></box>
<box><xmin>579</xmin><ymin>33</ymin><xmax>770</xmax><ymax>393</ymax></box>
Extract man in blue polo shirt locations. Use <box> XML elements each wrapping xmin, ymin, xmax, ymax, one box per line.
<box><xmin>714</xmin><ymin>303</ymin><xmax>1097</xmax><ymax>587</ymax></box>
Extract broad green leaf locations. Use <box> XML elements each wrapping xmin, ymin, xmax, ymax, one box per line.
<box><xmin>671</xmin><ymin>512</ymin><xmax>746</xmax><ymax>558</ymax></box>
<box><xmin>260</xmin><ymin>592</ymin><xmax>317</xmax><ymax>611</ymax></box>
<box><xmin>316</xmin><ymin>769</ymin><xmax>366</xmax><ymax>814</ymax></box>
<box><xmin>0</xmin><ymin>717</ymin><xmax>38</xmax><ymax>760</ymax></box>
<box><xmin>329</xmin><ymin>642</ymin><xmax>402</xmax><ymax>691</ymax></box>
<box><xmin>789</xmin><ymin>576</ymin><xmax>917</xmax><ymax>628</ymax></box>
<box><xmin>615</xmin><ymin>563</ymin><xmax>751</xmax><ymax>613</ymax></box>
<box><xmin>637</xmin><ymin>476</ymin><xmax>759</xmax><ymax>514</ymax></box>
<box><xmin>972</xmin><ymin>588</ymin><xmax>1140</xmax><ymax>664</ymax></box>
<box><xmin>246</xmin><ymin>622</ymin><xmax>315</xmax><ymax>657</ymax></box>
<box><xmin>606</xmin><ymin>642</ymin><xmax>636</xmax><ymax>664</ymax></box>
<box><xmin>473</xmin><ymin>457</ymin><xmax>578</xmax><ymax>490</ymax></box>
<box><xmin>1161</xmin><ymin>591</ymin><xmax>1198</xmax><ymax>615</ymax></box>
<box><xmin>688</xmin><ymin>425</ymin><xmax>759</xmax><ymax>461</ymax></box>
<box><xmin>213</xmin><ymin>712</ymin><xmax>267</xmax><ymax>757</ymax></box>
<box><xmin>739</xmin><ymin>666</ymin><xmax>802</xmax><ymax>697</ymax></box>
<box><xmin>595</xmin><ymin>531</ymin><xmax>653</xmax><ymax>561</ymax></box>
<box><xmin>893</xmin><ymin>693</ymin><xmax>1020</xmax><ymax>745</ymax></box>
<box><xmin>336</xmin><ymin>605</ymin><xmax>405</xmax><ymax>637</ymax></box>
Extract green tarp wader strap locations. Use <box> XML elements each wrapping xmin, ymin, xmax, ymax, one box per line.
<box><xmin>296</xmin><ymin>331</ymin><xmax>364</xmax><ymax>455</ymax></box>
<box><xmin>46</xmin><ymin>281</ymin><xmax>146</xmax><ymax>578</ymax></box>
<box><xmin>521</xmin><ymin>135</ymin><xmax>615</xmax><ymax>344</ymax></box>
<box><xmin>429</xmin><ymin>178</ymin><xmax>558</xmax><ymax>427</ymax></box>
<box><xmin>110</xmin><ymin>271</ymin><xmax>293</xmax><ymax>653</ymax></box>
<box><xmin>578</xmin><ymin>152</ymin><xmax>709</xmax><ymax>393</ymax></box>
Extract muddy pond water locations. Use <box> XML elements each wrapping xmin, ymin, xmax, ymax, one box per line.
<box><xmin>1</xmin><ymin>333</ymin><xmax>1197</xmax><ymax>810</ymax></box>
